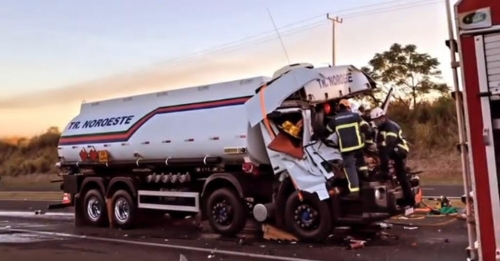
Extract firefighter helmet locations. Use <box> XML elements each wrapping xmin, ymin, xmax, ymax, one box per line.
<box><xmin>338</xmin><ymin>99</ymin><xmax>351</xmax><ymax>109</ymax></box>
<box><xmin>370</xmin><ymin>107</ymin><xmax>385</xmax><ymax>120</ymax></box>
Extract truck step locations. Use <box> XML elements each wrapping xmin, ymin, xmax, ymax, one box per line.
<box><xmin>261</xmin><ymin>224</ymin><xmax>298</xmax><ymax>242</ymax></box>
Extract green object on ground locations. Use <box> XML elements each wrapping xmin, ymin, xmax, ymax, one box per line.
<box><xmin>439</xmin><ymin>206</ymin><xmax>458</xmax><ymax>215</ymax></box>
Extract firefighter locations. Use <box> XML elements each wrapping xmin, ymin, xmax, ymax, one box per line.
<box><xmin>358</xmin><ymin>105</ymin><xmax>372</xmax><ymax>122</ymax></box>
<box><xmin>326</xmin><ymin>99</ymin><xmax>372</xmax><ymax>196</ymax></box>
<box><xmin>370</xmin><ymin>107</ymin><xmax>415</xmax><ymax>206</ymax></box>
<box><xmin>356</xmin><ymin>104</ymin><xmax>376</xmax><ymax>151</ymax></box>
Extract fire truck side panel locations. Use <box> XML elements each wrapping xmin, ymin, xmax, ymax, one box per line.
<box><xmin>475</xmin><ymin>33</ymin><xmax>500</xmax><ymax>254</ymax></box>
<box><xmin>456</xmin><ymin>0</ymin><xmax>500</xmax><ymax>258</ymax></box>
<box><xmin>458</xmin><ymin>32</ymin><xmax>498</xmax><ymax>261</ymax></box>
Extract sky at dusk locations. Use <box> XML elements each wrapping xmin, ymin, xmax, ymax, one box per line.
<box><xmin>0</xmin><ymin>0</ymin><xmax>459</xmax><ymax>137</ymax></box>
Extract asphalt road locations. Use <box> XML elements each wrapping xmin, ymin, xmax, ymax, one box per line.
<box><xmin>0</xmin><ymin>200</ymin><xmax>70</xmax><ymax>213</ymax></box>
<box><xmin>421</xmin><ymin>185</ymin><xmax>464</xmax><ymax>197</ymax></box>
<box><xmin>0</xmin><ymin>200</ymin><xmax>469</xmax><ymax>261</ymax></box>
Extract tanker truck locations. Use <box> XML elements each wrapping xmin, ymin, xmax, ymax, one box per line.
<box><xmin>53</xmin><ymin>63</ymin><xmax>421</xmax><ymax>242</ymax></box>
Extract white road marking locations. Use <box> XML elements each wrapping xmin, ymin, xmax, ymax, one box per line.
<box><xmin>0</xmin><ymin>199</ymin><xmax>61</xmax><ymax>202</ymax></box>
<box><xmin>0</xmin><ymin>232</ymin><xmax>64</xmax><ymax>243</ymax></box>
<box><xmin>0</xmin><ymin>227</ymin><xmax>319</xmax><ymax>261</ymax></box>
<box><xmin>0</xmin><ymin>192</ymin><xmax>62</xmax><ymax>194</ymax></box>
<box><xmin>0</xmin><ymin>211</ymin><xmax>74</xmax><ymax>218</ymax></box>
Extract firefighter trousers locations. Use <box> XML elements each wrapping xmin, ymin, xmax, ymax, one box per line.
<box><xmin>380</xmin><ymin>146</ymin><xmax>415</xmax><ymax>205</ymax></box>
<box><xmin>341</xmin><ymin>150</ymin><xmax>368</xmax><ymax>193</ymax></box>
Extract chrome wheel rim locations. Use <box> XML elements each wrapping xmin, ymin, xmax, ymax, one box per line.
<box><xmin>86</xmin><ymin>197</ymin><xmax>101</xmax><ymax>221</ymax></box>
<box><xmin>114</xmin><ymin>198</ymin><xmax>130</xmax><ymax>223</ymax></box>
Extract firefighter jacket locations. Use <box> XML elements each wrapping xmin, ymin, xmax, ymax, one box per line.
<box><xmin>326</xmin><ymin>110</ymin><xmax>373</xmax><ymax>153</ymax></box>
<box><xmin>376</xmin><ymin>119</ymin><xmax>410</xmax><ymax>153</ymax></box>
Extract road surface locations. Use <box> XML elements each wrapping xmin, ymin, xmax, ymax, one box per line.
<box><xmin>421</xmin><ymin>185</ymin><xmax>464</xmax><ymax>197</ymax></box>
<box><xmin>0</xmin><ymin>199</ymin><xmax>469</xmax><ymax>261</ymax></box>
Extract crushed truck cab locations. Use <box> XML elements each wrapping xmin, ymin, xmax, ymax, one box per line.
<box><xmin>244</xmin><ymin>64</ymin><xmax>419</xmax><ymax>241</ymax></box>
<box><xmin>54</xmin><ymin>63</ymin><xmax>420</xmax><ymax>243</ymax></box>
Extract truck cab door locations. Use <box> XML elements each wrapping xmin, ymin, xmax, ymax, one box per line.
<box><xmin>259</xmin><ymin>108</ymin><xmax>342</xmax><ymax>201</ymax></box>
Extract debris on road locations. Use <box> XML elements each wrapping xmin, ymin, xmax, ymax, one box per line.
<box><xmin>377</xmin><ymin>222</ymin><xmax>393</xmax><ymax>229</ymax></box>
<box><xmin>347</xmin><ymin>240</ymin><xmax>366</xmax><ymax>250</ymax></box>
<box><xmin>343</xmin><ymin>236</ymin><xmax>367</xmax><ymax>250</ymax></box>
<box><xmin>404</xmin><ymin>226</ymin><xmax>418</xmax><ymax>230</ymax></box>
<box><xmin>207</xmin><ymin>248</ymin><xmax>217</xmax><ymax>259</ymax></box>
<box><xmin>261</xmin><ymin>224</ymin><xmax>298</xmax><ymax>242</ymax></box>
<box><xmin>238</xmin><ymin>235</ymin><xmax>245</xmax><ymax>245</ymax></box>
<box><xmin>377</xmin><ymin>231</ymin><xmax>399</xmax><ymax>240</ymax></box>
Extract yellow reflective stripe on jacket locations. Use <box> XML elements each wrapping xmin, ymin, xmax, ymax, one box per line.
<box><xmin>380</xmin><ymin>131</ymin><xmax>387</xmax><ymax>146</ymax></box>
<box><xmin>343</xmin><ymin>169</ymin><xmax>360</xmax><ymax>192</ymax></box>
<box><xmin>326</xmin><ymin>124</ymin><xmax>333</xmax><ymax>133</ymax></box>
<box><xmin>386</xmin><ymin>132</ymin><xmax>398</xmax><ymax>138</ymax></box>
<box><xmin>398</xmin><ymin>129</ymin><xmax>410</xmax><ymax>152</ymax></box>
<box><xmin>380</xmin><ymin>130</ymin><xmax>410</xmax><ymax>152</ymax></box>
<box><xmin>335</xmin><ymin>122</ymin><xmax>364</xmax><ymax>152</ymax></box>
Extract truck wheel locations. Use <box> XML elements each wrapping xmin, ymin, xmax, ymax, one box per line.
<box><xmin>205</xmin><ymin>188</ymin><xmax>247</xmax><ymax>237</ymax></box>
<box><xmin>284</xmin><ymin>190</ymin><xmax>333</xmax><ymax>243</ymax></box>
<box><xmin>83</xmin><ymin>189</ymin><xmax>107</xmax><ymax>227</ymax></box>
<box><xmin>111</xmin><ymin>190</ymin><xmax>137</xmax><ymax>229</ymax></box>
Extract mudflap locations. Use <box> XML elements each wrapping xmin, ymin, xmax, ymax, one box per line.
<box><xmin>106</xmin><ymin>195</ymin><xmax>115</xmax><ymax>228</ymax></box>
<box><xmin>73</xmin><ymin>193</ymin><xmax>86</xmax><ymax>226</ymax></box>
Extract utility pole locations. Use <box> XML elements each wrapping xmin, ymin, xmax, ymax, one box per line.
<box><xmin>326</xmin><ymin>14</ymin><xmax>343</xmax><ymax>66</ymax></box>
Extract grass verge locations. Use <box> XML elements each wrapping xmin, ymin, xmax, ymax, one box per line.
<box><xmin>0</xmin><ymin>154</ymin><xmax>465</xmax><ymax>192</ymax></box>
<box><xmin>0</xmin><ymin>174</ymin><xmax>61</xmax><ymax>191</ymax></box>
<box><xmin>0</xmin><ymin>191</ymin><xmax>62</xmax><ymax>201</ymax></box>
<box><xmin>408</xmin><ymin>153</ymin><xmax>464</xmax><ymax>186</ymax></box>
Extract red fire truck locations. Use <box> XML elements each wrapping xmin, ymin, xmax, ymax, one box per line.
<box><xmin>449</xmin><ymin>0</ymin><xmax>500</xmax><ymax>260</ymax></box>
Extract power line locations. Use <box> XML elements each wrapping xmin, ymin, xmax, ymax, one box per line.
<box><xmin>343</xmin><ymin>0</ymin><xmax>442</xmax><ymax>19</ymax></box>
<box><xmin>154</xmin><ymin>0</ymin><xmax>444</xmax><ymax>68</ymax></box>
<box><xmin>156</xmin><ymin>0</ymin><xmax>424</xmax><ymax>65</ymax></box>
<box><xmin>78</xmin><ymin>0</ymin><xmax>444</xmax><ymax>81</ymax></box>
<box><xmin>154</xmin><ymin>0</ymin><xmax>438</xmax><ymax>67</ymax></box>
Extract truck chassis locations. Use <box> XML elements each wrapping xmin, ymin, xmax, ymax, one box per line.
<box><xmin>55</xmin><ymin>150</ymin><xmax>420</xmax><ymax>242</ymax></box>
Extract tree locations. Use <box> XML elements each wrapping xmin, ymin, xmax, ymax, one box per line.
<box><xmin>47</xmin><ymin>126</ymin><xmax>60</xmax><ymax>134</ymax></box>
<box><xmin>361</xmin><ymin>43</ymin><xmax>450</xmax><ymax>109</ymax></box>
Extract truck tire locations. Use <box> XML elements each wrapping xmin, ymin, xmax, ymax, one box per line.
<box><xmin>111</xmin><ymin>189</ymin><xmax>137</xmax><ymax>229</ymax></box>
<box><xmin>82</xmin><ymin>189</ymin><xmax>107</xmax><ymax>227</ymax></box>
<box><xmin>284</xmin><ymin>190</ymin><xmax>333</xmax><ymax>243</ymax></box>
<box><xmin>205</xmin><ymin>188</ymin><xmax>247</xmax><ymax>237</ymax></box>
